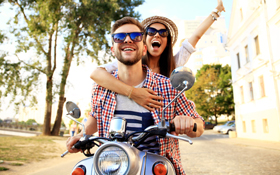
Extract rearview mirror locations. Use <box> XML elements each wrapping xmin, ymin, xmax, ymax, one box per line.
<box><xmin>170</xmin><ymin>66</ymin><xmax>195</xmax><ymax>91</ymax></box>
<box><xmin>66</xmin><ymin>101</ymin><xmax>81</xmax><ymax>119</ymax></box>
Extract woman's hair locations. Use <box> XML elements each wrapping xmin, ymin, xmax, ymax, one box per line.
<box><xmin>142</xmin><ymin>25</ymin><xmax>176</xmax><ymax>77</ymax></box>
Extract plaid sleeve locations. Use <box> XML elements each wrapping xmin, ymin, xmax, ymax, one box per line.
<box><xmin>176</xmin><ymin>93</ymin><xmax>204</xmax><ymax>122</ymax></box>
<box><xmin>90</xmin><ymin>82</ymin><xmax>100</xmax><ymax>119</ymax></box>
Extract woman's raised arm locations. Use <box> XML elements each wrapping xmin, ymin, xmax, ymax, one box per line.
<box><xmin>188</xmin><ymin>0</ymin><xmax>225</xmax><ymax>47</ymax></box>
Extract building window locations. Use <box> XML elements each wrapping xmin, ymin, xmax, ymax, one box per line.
<box><xmin>249</xmin><ymin>82</ymin><xmax>254</xmax><ymax>101</ymax></box>
<box><xmin>263</xmin><ymin>119</ymin><xmax>269</xmax><ymax>133</ymax></box>
<box><xmin>259</xmin><ymin>75</ymin><xmax>265</xmax><ymax>97</ymax></box>
<box><xmin>240</xmin><ymin>86</ymin><xmax>244</xmax><ymax>103</ymax></box>
<box><xmin>254</xmin><ymin>35</ymin><xmax>260</xmax><ymax>56</ymax></box>
<box><xmin>237</xmin><ymin>53</ymin><xmax>241</xmax><ymax>69</ymax></box>
<box><xmin>251</xmin><ymin>120</ymin><xmax>256</xmax><ymax>133</ymax></box>
<box><xmin>245</xmin><ymin>45</ymin><xmax>250</xmax><ymax>63</ymax></box>
<box><xmin>243</xmin><ymin>121</ymin><xmax>246</xmax><ymax>133</ymax></box>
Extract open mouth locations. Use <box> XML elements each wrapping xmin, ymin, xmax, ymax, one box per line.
<box><xmin>152</xmin><ymin>41</ymin><xmax>161</xmax><ymax>48</ymax></box>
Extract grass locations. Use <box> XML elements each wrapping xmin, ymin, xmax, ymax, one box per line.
<box><xmin>9</xmin><ymin>163</ymin><xmax>23</xmax><ymax>166</ymax></box>
<box><xmin>0</xmin><ymin>136</ymin><xmax>67</xmax><ymax>163</ymax></box>
<box><xmin>0</xmin><ymin>167</ymin><xmax>9</xmax><ymax>171</ymax></box>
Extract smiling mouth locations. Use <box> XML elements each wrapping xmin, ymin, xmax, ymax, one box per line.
<box><xmin>122</xmin><ymin>48</ymin><xmax>135</xmax><ymax>51</ymax></box>
<box><xmin>152</xmin><ymin>41</ymin><xmax>161</xmax><ymax>48</ymax></box>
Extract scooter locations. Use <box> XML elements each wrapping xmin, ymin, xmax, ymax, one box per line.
<box><xmin>61</xmin><ymin>66</ymin><xmax>197</xmax><ymax>175</ymax></box>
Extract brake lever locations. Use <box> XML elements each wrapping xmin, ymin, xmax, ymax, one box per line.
<box><xmin>165</xmin><ymin>133</ymin><xmax>193</xmax><ymax>145</ymax></box>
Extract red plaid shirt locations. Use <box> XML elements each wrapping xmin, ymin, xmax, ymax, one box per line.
<box><xmin>90</xmin><ymin>65</ymin><xmax>203</xmax><ymax>175</ymax></box>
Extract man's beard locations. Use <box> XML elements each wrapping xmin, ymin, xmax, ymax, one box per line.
<box><xmin>115</xmin><ymin>45</ymin><xmax>142</xmax><ymax>65</ymax></box>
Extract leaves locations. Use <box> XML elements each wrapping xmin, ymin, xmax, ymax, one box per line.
<box><xmin>185</xmin><ymin>64</ymin><xmax>234</xmax><ymax>123</ymax></box>
<box><xmin>1</xmin><ymin>0</ymin><xmax>145</xmax><ymax>135</ymax></box>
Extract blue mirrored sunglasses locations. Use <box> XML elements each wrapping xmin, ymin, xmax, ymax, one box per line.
<box><xmin>112</xmin><ymin>32</ymin><xmax>144</xmax><ymax>43</ymax></box>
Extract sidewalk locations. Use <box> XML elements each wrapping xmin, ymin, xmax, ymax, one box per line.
<box><xmin>215</xmin><ymin>137</ymin><xmax>280</xmax><ymax>151</ymax></box>
<box><xmin>0</xmin><ymin>128</ymin><xmax>41</xmax><ymax>137</ymax></box>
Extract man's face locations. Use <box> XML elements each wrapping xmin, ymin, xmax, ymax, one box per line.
<box><xmin>111</xmin><ymin>24</ymin><xmax>147</xmax><ymax>65</ymax></box>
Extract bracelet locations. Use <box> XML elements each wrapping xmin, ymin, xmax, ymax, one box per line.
<box><xmin>128</xmin><ymin>87</ymin><xmax>134</xmax><ymax>99</ymax></box>
<box><xmin>211</xmin><ymin>14</ymin><xmax>217</xmax><ymax>21</ymax></box>
<box><xmin>212</xmin><ymin>9</ymin><xmax>221</xmax><ymax>17</ymax></box>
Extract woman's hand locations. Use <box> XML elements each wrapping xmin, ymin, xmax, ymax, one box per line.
<box><xmin>131</xmin><ymin>88</ymin><xmax>164</xmax><ymax>111</ymax></box>
<box><xmin>217</xmin><ymin>0</ymin><xmax>226</xmax><ymax>12</ymax></box>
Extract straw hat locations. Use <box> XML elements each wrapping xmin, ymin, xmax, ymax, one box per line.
<box><xmin>141</xmin><ymin>16</ymin><xmax>178</xmax><ymax>46</ymax></box>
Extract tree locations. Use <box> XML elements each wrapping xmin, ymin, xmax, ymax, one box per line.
<box><xmin>185</xmin><ymin>64</ymin><xmax>234</xmax><ymax>124</ymax></box>
<box><xmin>0</xmin><ymin>32</ymin><xmax>5</xmax><ymax>44</ymax></box>
<box><xmin>1</xmin><ymin>0</ymin><xmax>144</xmax><ymax>135</ymax></box>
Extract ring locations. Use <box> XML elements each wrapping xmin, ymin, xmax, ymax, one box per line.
<box><xmin>149</xmin><ymin>103</ymin><xmax>151</xmax><ymax>106</ymax></box>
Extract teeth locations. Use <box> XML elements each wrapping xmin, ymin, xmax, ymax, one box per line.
<box><xmin>123</xmin><ymin>48</ymin><xmax>134</xmax><ymax>51</ymax></box>
<box><xmin>152</xmin><ymin>41</ymin><xmax>161</xmax><ymax>44</ymax></box>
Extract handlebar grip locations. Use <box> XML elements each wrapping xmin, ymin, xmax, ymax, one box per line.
<box><xmin>170</xmin><ymin>123</ymin><xmax>197</xmax><ymax>132</ymax></box>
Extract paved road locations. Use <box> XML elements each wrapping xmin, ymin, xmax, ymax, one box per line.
<box><xmin>5</xmin><ymin>130</ymin><xmax>280</xmax><ymax>175</ymax></box>
<box><xmin>180</xmin><ymin>130</ymin><xmax>280</xmax><ymax>175</ymax></box>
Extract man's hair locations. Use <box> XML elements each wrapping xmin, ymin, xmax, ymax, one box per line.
<box><xmin>111</xmin><ymin>17</ymin><xmax>144</xmax><ymax>34</ymax></box>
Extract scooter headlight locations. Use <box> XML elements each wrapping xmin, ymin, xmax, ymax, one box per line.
<box><xmin>97</xmin><ymin>146</ymin><xmax>129</xmax><ymax>175</ymax></box>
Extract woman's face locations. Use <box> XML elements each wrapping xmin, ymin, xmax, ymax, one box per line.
<box><xmin>145</xmin><ymin>23</ymin><xmax>168</xmax><ymax>58</ymax></box>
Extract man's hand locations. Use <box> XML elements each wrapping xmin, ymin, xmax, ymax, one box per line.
<box><xmin>171</xmin><ymin>115</ymin><xmax>195</xmax><ymax>136</ymax></box>
<box><xmin>66</xmin><ymin>134</ymin><xmax>83</xmax><ymax>153</ymax></box>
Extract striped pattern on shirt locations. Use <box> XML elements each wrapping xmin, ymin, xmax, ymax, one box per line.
<box><xmin>115</xmin><ymin>93</ymin><xmax>159</xmax><ymax>154</ymax></box>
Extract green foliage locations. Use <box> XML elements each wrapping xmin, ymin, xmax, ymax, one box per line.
<box><xmin>0</xmin><ymin>54</ymin><xmax>41</xmax><ymax>109</ymax></box>
<box><xmin>61</xmin><ymin>120</ymin><xmax>66</xmax><ymax>127</ymax></box>
<box><xmin>1</xmin><ymin>0</ymin><xmax>144</xmax><ymax>135</ymax></box>
<box><xmin>186</xmin><ymin>64</ymin><xmax>235</xmax><ymax>123</ymax></box>
<box><xmin>10</xmin><ymin>163</ymin><xmax>23</xmax><ymax>166</ymax></box>
<box><xmin>25</xmin><ymin>119</ymin><xmax>37</xmax><ymax>125</ymax></box>
<box><xmin>0</xmin><ymin>31</ymin><xmax>6</xmax><ymax>44</ymax></box>
<box><xmin>0</xmin><ymin>167</ymin><xmax>9</xmax><ymax>171</ymax></box>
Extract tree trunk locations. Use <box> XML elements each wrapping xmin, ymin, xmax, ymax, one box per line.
<box><xmin>42</xmin><ymin>77</ymin><xmax>52</xmax><ymax>135</ymax></box>
<box><xmin>51</xmin><ymin>63</ymin><xmax>70</xmax><ymax>135</ymax></box>
<box><xmin>51</xmin><ymin>38</ymin><xmax>77</xmax><ymax>135</ymax></box>
<box><xmin>51</xmin><ymin>96</ymin><xmax>66</xmax><ymax>135</ymax></box>
<box><xmin>215</xmin><ymin>115</ymin><xmax>218</xmax><ymax>125</ymax></box>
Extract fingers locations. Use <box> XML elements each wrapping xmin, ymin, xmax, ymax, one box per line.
<box><xmin>173</xmin><ymin>117</ymin><xmax>181</xmax><ymax>134</ymax></box>
<box><xmin>217</xmin><ymin>0</ymin><xmax>225</xmax><ymax>12</ymax></box>
<box><xmin>66</xmin><ymin>136</ymin><xmax>81</xmax><ymax>153</ymax></box>
<box><xmin>148</xmin><ymin>100</ymin><xmax>163</xmax><ymax>108</ymax></box>
<box><xmin>172</xmin><ymin>115</ymin><xmax>195</xmax><ymax>135</ymax></box>
<box><xmin>144</xmin><ymin>104</ymin><xmax>154</xmax><ymax>111</ymax></box>
<box><xmin>132</xmin><ymin>88</ymin><xmax>164</xmax><ymax>111</ymax></box>
<box><xmin>147</xmin><ymin>89</ymin><xmax>164</xmax><ymax>100</ymax></box>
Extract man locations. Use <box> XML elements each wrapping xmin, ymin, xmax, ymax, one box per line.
<box><xmin>66</xmin><ymin>17</ymin><xmax>204</xmax><ymax>174</ymax></box>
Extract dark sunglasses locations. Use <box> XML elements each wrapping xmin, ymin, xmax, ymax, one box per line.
<box><xmin>146</xmin><ymin>27</ymin><xmax>169</xmax><ymax>37</ymax></box>
<box><xmin>111</xmin><ymin>32</ymin><xmax>144</xmax><ymax>43</ymax></box>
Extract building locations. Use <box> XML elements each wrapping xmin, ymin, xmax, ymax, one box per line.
<box><xmin>173</xmin><ymin>16</ymin><xmax>231</xmax><ymax>74</ymax></box>
<box><xmin>227</xmin><ymin>0</ymin><xmax>280</xmax><ymax>141</ymax></box>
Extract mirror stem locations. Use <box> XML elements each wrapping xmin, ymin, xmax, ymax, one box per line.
<box><xmin>65</xmin><ymin>113</ymin><xmax>86</xmax><ymax>137</ymax></box>
<box><xmin>160</xmin><ymin>84</ymin><xmax>188</xmax><ymax>128</ymax></box>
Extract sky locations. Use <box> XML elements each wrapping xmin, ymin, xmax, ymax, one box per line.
<box><xmin>135</xmin><ymin>0</ymin><xmax>233</xmax><ymax>29</ymax></box>
<box><xmin>0</xmin><ymin>0</ymin><xmax>234</xmax><ymax>120</ymax></box>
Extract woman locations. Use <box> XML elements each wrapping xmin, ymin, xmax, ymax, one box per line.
<box><xmin>90</xmin><ymin>0</ymin><xmax>225</xmax><ymax>111</ymax></box>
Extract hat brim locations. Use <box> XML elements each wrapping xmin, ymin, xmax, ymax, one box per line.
<box><xmin>141</xmin><ymin>16</ymin><xmax>178</xmax><ymax>46</ymax></box>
